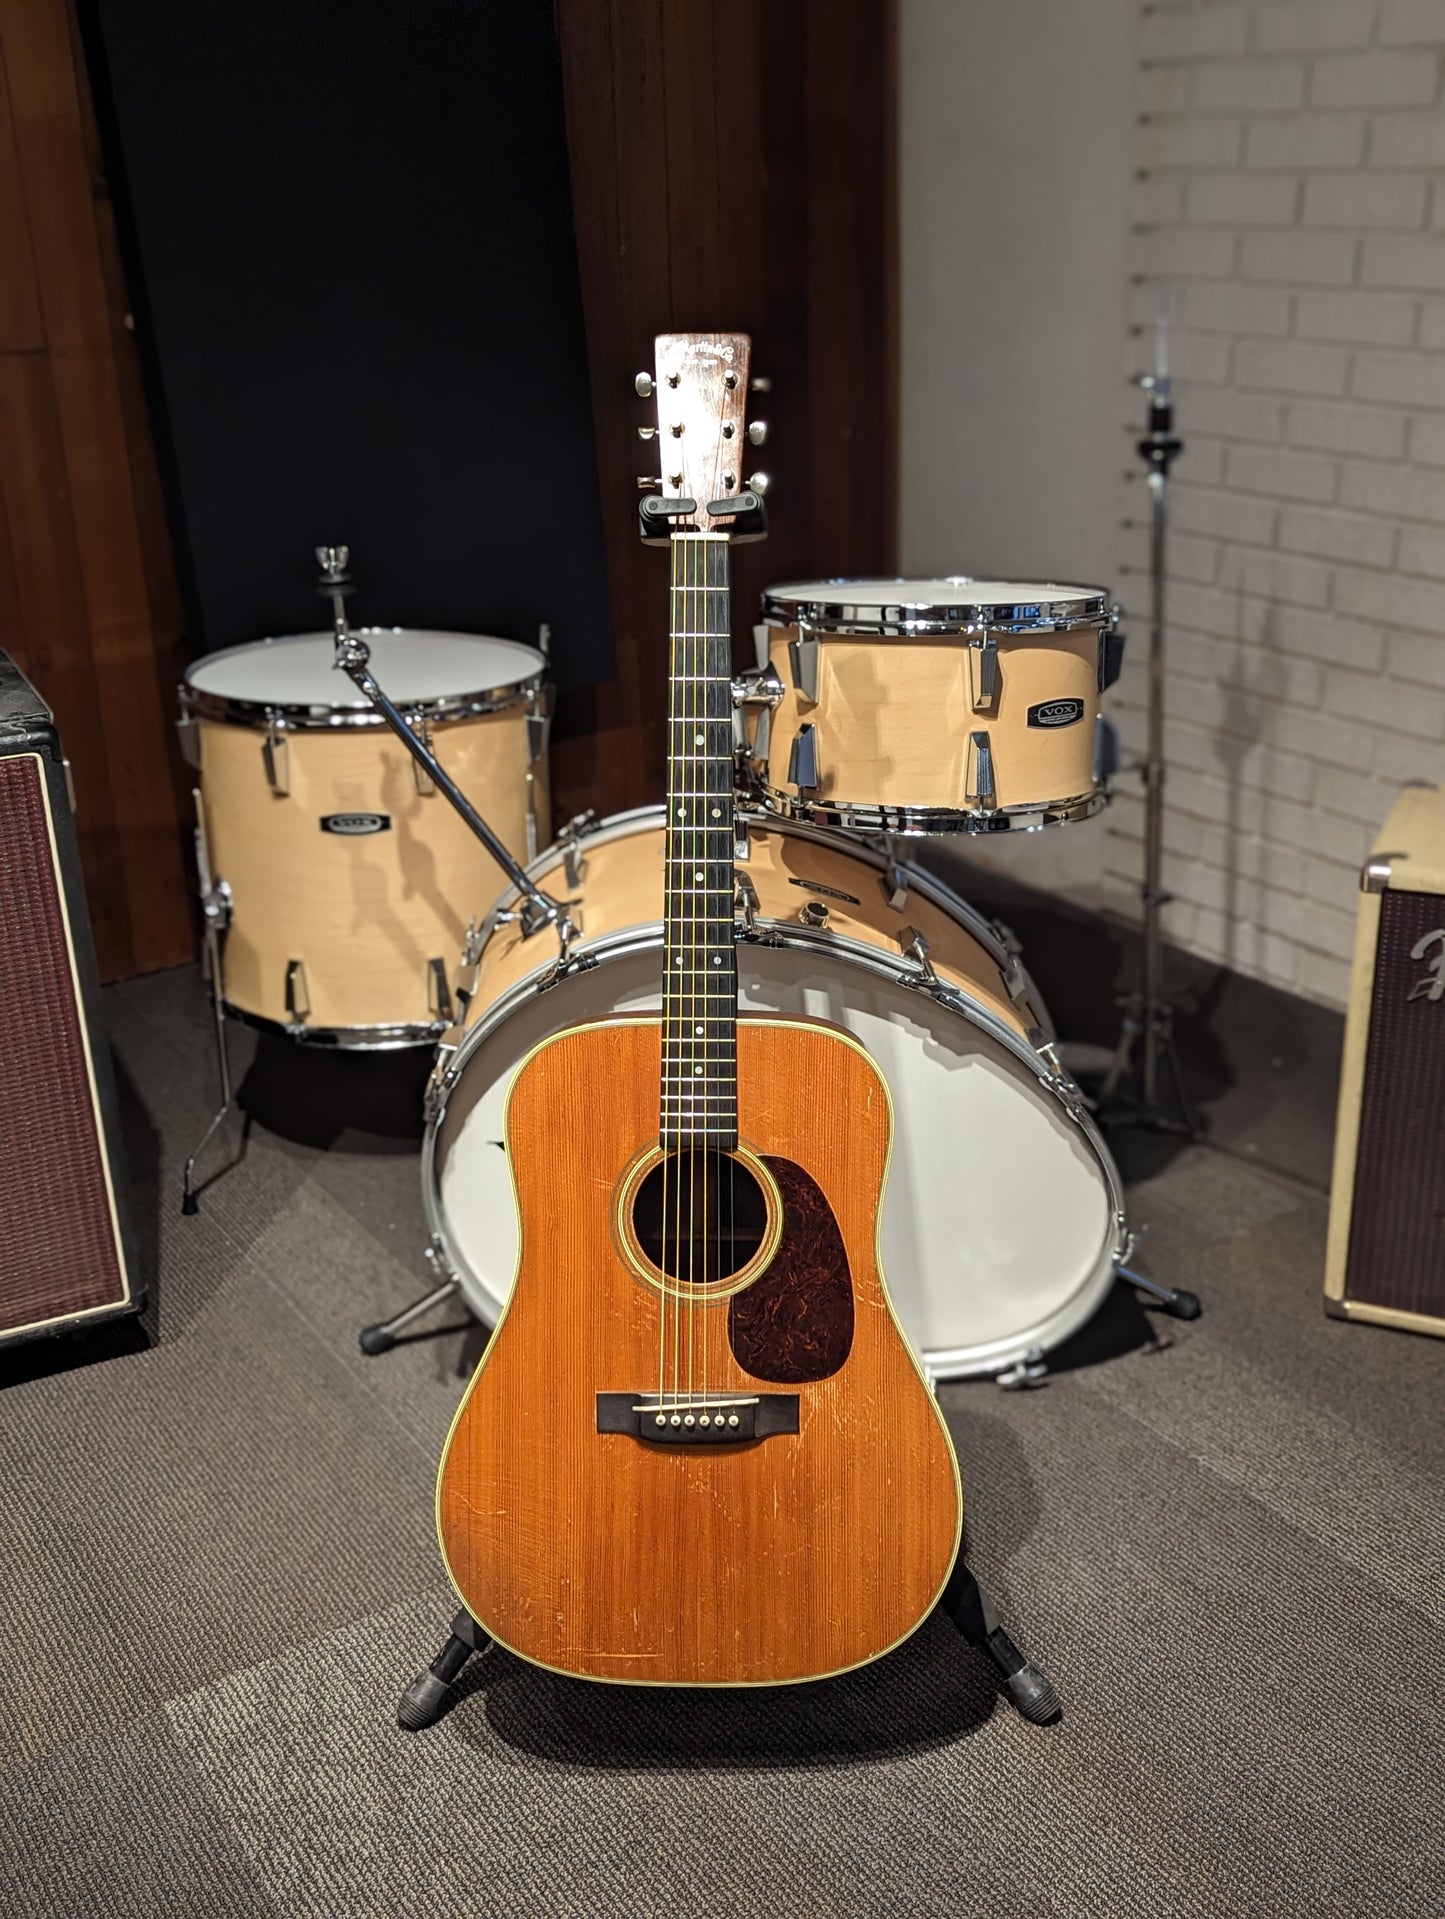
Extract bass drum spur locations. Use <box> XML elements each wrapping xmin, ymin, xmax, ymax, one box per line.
<box><xmin>425</xmin><ymin>807</ymin><xmax>1130</xmax><ymax>1381</ymax></box>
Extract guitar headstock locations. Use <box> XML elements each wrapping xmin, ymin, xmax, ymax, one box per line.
<box><xmin>636</xmin><ymin>332</ymin><xmax>767</xmax><ymax>538</ymax></box>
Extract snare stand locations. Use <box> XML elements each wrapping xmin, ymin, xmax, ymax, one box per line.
<box><xmin>1099</xmin><ymin>304</ymin><xmax>1199</xmax><ymax>1140</ymax></box>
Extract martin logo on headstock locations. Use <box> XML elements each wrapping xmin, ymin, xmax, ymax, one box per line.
<box><xmin>636</xmin><ymin>332</ymin><xmax>768</xmax><ymax>544</ymax></box>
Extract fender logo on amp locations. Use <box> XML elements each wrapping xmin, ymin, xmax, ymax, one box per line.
<box><xmin>319</xmin><ymin>812</ymin><xmax>391</xmax><ymax>836</ymax></box>
<box><xmin>1027</xmin><ymin>698</ymin><xmax>1085</xmax><ymax>729</ymax></box>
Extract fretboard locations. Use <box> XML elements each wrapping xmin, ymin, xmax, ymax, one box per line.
<box><xmin>661</xmin><ymin>531</ymin><xmax>737</xmax><ymax>1149</ymax></box>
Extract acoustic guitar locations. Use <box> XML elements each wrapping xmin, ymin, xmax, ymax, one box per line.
<box><xmin>435</xmin><ymin>332</ymin><xmax>962</xmax><ymax>1685</ymax></box>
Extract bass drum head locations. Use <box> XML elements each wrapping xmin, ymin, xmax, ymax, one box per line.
<box><xmin>432</xmin><ymin>941</ymin><xmax>1120</xmax><ymax>1379</ymax></box>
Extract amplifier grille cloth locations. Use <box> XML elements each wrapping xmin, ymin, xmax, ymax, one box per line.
<box><xmin>1346</xmin><ymin>886</ymin><xmax>1445</xmax><ymax>1318</ymax></box>
<box><xmin>0</xmin><ymin>756</ymin><xmax>125</xmax><ymax>1327</ymax></box>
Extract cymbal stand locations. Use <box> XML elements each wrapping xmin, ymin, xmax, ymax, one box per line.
<box><xmin>1099</xmin><ymin>300</ymin><xmax>1199</xmax><ymax>1139</ymax></box>
<box><xmin>315</xmin><ymin>546</ymin><xmax>573</xmax><ymax>948</ymax></box>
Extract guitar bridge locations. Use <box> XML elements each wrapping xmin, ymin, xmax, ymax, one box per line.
<box><xmin>596</xmin><ymin>1392</ymin><xmax>799</xmax><ymax>1445</ymax></box>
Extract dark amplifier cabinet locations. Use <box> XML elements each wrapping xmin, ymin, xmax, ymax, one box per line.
<box><xmin>0</xmin><ymin>650</ymin><xmax>143</xmax><ymax>1350</ymax></box>
<box><xmin>1326</xmin><ymin>783</ymin><xmax>1445</xmax><ymax>1337</ymax></box>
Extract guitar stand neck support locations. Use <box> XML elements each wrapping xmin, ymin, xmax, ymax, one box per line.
<box><xmin>314</xmin><ymin>547</ymin><xmax>576</xmax><ymax>952</ymax></box>
<box><xmin>639</xmin><ymin>488</ymin><xmax>768</xmax><ymax>545</ymax></box>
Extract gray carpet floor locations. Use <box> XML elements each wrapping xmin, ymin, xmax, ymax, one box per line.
<box><xmin>3</xmin><ymin>962</ymin><xmax>1443</xmax><ymax>1918</ymax></box>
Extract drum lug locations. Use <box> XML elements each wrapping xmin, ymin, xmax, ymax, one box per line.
<box><xmin>176</xmin><ymin>712</ymin><xmax>202</xmax><ymax>770</ymax></box>
<box><xmin>424</xmin><ymin>1032</ymin><xmax>464</xmax><ymax>1126</ymax></box>
<box><xmin>558</xmin><ymin>809</ymin><xmax>598</xmax><ymax>890</ymax></box>
<box><xmin>423</xmin><ymin>1235</ymin><xmax>459</xmax><ymax>1285</ymax></box>
<box><xmin>262</xmin><ymin>711</ymin><xmax>291</xmax><ymax>795</ymax></box>
<box><xmin>410</xmin><ymin>715</ymin><xmax>436</xmax><ymax>795</ymax></box>
<box><xmin>526</xmin><ymin>681</ymin><xmax>555</xmax><ymax>763</ymax></box>
<box><xmin>996</xmin><ymin>1347</ymin><xmax>1048</xmax><ymax>1391</ymax></box>
<box><xmin>752</xmin><ymin>621</ymin><xmax>771</xmax><ymax>670</ymax></box>
<box><xmin>427</xmin><ymin>958</ymin><xmax>454</xmax><ymax>1024</ymax></box>
<box><xmin>787</xmin><ymin>627</ymin><xmax>819</xmax><ymax>703</ymax></box>
<box><xmin>787</xmin><ymin>722</ymin><xmax>820</xmax><ymax>795</ymax></box>
<box><xmin>897</xmin><ymin>925</ymin><xmax>938</xmax><ymax>983</ymax></box>
<box><xmin>968</xmin><ymin>633</ymin><xmax>1000</xmax><ymax>711</ymax></box>
<box><xmin>734</xmin><ymin>812</ymin><xmax>751</xmax><ymax>863</ymax></box>
<box><xmin>731</xmin><ymin>663</ymin><xmax>783</xmax><ymax>771</ymax></box>
<box><xmin>453</xmin><ymin>918</ymin><xmax>485</xmax><ymax>1009</ymax></box>
<box><xmin>881</xmin><ymin>859</ymin><xmax>910</xmax><ymax>913</ymax></box>
<box><xmin>966</xmin><ymin>730</ymin><xmax>997</xmax><ymax>810</ymax></box>
<box><xmin>735</xmin><ymin>871</ymin><xmax>760</xmax><ymax>934</ymax></box>
<box><xmin>285</xmin><ymin>958</ymin><xmax>310</xmax><ymax>1031</ymax></box>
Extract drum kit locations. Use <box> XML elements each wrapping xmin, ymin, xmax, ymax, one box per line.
<box><xmin>178</xmin><ymin>532</ymin><xmax>1200</xmax><ymax>1387</ymax></box>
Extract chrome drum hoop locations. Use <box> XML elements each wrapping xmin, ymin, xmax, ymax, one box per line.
<box><xmin>759</xmin><ymin>579</ymin><xmax>1110</xmax><ymax>637</ymax></box>
<box><xmin>421</xmin><ymin>915</ymin><xmax>1131</xmax><ymax>1373</ymax></box>
<box><xmin>222</xmin><ymin>1002</ymin><xmax>446</xmax><ymax>1050</ymax></box>
<box><xmin>180</xmin><ymin>631</ymin><xmax>547</xmax><ymax>732</ymax></box>
<box><xmin>751</xmin><ymin>787</ymin><xmax>1111</xmax><ymax>838</ymax></box>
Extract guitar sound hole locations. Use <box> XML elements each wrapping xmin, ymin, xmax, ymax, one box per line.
<box><xmin>631</xmin><ymin>1149</ymin><xmax>769</xmax><ymax>1285</ymax></box>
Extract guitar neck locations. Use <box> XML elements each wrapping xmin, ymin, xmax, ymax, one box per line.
<box><xmin>661</xmin><ymin>530</ymin><xmax>737</xmax><ymax>1150</ymax></box>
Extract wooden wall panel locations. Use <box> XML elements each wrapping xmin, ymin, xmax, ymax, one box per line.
<box><xmin>551</xmin><ymin>0</ymin><xmax>897</xmax><ymax>824</ymax></box>
<box><xmin>0</xmin><ymin>0</ymin><xmax>190</xmax><ymax>980</ymax></box>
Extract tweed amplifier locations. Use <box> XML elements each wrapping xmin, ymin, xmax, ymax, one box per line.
<box><xmin>1326</xmin><ymin>782</ymin><xmax>1445</xmax><ymax>1338</ymax></box>
<box><xmin>0</xmin><ymin>650</ymin><xmax>142</xmax><ymax>1351</ymax></box>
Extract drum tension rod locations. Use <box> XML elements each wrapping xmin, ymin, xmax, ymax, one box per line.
<box><xmin>314</xmin><ymin>546</ymin><xmax>577</xmax><ymax>951</ymax></box>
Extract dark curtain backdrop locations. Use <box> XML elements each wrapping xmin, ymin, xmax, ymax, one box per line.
<box><xmin>83</xmin><ymin>0</ymin><xmax>611</xmax><ymax>689</ymax></box>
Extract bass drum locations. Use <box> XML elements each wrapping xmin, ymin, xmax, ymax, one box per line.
<box><xmin>425</xmin><ymin>808</ymin><xmax>1129</xmax><ymax>1380</ymax></box>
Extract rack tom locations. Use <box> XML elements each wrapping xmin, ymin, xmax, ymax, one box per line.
<box><xmin>179</xmin><ymin>628</ymin><xmax>550</xmax><ymax>1046</ymax></box>
<box><xmin>739</xmin><ymin>578</ymin><xmax>1118</xmax><ymax>834</ymax></box>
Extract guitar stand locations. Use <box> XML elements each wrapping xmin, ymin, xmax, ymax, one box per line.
<box><xmin>396</xmin><ymin>1560</ymin><xmax>1060</xmax><ymax>1733</ymax></box>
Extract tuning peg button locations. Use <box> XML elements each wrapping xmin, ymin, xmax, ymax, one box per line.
<box><xmin>750</xmin><ymin>376</ymin><xmax>772</xmax><ymax>394</ymax></box>
<box><xmin>637</xmin><ymin>475</ymin><xmax>660</xmax><ymax>490</ymax></box>
<box><xmin>635</xmin><ymin>372</ymin><xmax>654</xmax><ymax>398</ymax></box>
<box><xmin>748</xmin><ymin>471</ymin><xmax>771</xmax><ymax>495</ymax></box>
<box><xmin>637</xmin><ymin>426</ymin><xmax>657</xmax><ymax>441</ymax></box>
<box><xmin>748</xmin><ymin>421</ymin><xmax>768</xmax><ymax>446</ymax></box>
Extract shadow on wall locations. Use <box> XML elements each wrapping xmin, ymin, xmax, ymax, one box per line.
<box><xmin>1213</xmin><ymin>599</ymin><xmax>1287</xmax><ymax>980</ymax></box>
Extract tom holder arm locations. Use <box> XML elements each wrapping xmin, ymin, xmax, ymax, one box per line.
<box><xmin>313</xmin><ymin>545</ymin><xmax>574</xmax><ymax>950</ymax></box>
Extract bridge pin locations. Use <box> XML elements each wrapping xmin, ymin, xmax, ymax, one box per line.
<box><xmin>654</xmin><ymin>1414</ymin><xmax>667</xmax><ymax>1427</ymax></box>
<box><xmin>670</xmin><ymin>1413</ymin><xmax>682</xmax><ymax>1426</ymax></box>
<box><xmin>727</xmin><ymin>1414</ymin><xmax>740</xmax><ymax>1428</ymax></box>
<box><xmin>699</xmin><ymin>1414</ymin><xmax>711</xmax><ymax>1427</ymax></box>
<box><xmin>683</xmin><ymin>1413</ymin><xmax>695</xmax><ymax>1426</ymax></box>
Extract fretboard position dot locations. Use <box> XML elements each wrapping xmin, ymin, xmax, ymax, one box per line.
<box><xmin>711</xmin><ymin>807</ymin><xmax>721</xmax><ymax>818</ymax></box>
<box><xmin>694</xmin><ymin>732</ymin><xmax>704</xmax><ymax>745</ymax></box>
<box><xmin>695</xmin><ymin>1065</ymin><xmax>704</xmax><ymax>1075</ymax></box>
<box><xmin>713</xmin><ymin>956</ymin><xmax>722</xmax><ymax>965</ymax></box>
<box><xmin>695</xmin><ymin>1024</ymin><xmax>704</xmax><ymax>1035</ymax></box>
<box><xmin>694</xmin><ymin>869</ymin><xmax>704</xmax><ymax>881</ymax></box>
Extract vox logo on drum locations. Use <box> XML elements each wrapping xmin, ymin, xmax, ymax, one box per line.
<box><xmin>319</xmin><ymin>812</ymin><xmax>391</xmax><ymax>835</ymax></box>
<box><xmin>1026</xmin><ymin>699</ymin><xmax>1085</xmax><ymax>729</ymax></box>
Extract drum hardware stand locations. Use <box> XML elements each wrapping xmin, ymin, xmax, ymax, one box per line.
<box><xmin>397</xmin><ymin>1555</ymin><xmax>1060</xmax><ymax>1732</ymax></box>
<box><xmin>1097</xmin><ymin>296</ymin><xmax>1200</xmax><ymax>1141</ymax></box>
<box><xmin>314</xmin><ymin>547</ymin><xmax>577</xmax><ymax>951</ymax></box>
<box><xmin>182</xmin><ymin>794</ymin><xmax>243</xmax><ymax>1214</ymax></box>
<box><xmin>359</xmin><ymin>1241</ymin><xmax>467</xmax><ymax>1357</ymax></box>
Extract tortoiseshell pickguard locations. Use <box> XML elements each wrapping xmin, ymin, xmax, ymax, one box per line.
<box><xmin>728</xmin><ymin>1156</ymin><xmax>854</xmax><ymax>1383</ymax></box>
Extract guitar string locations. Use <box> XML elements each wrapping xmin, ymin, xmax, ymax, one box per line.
<box><xmin>658</xmin><ymin>531</ymin><xmax>675</xmax><ymax>1414</ymax></box>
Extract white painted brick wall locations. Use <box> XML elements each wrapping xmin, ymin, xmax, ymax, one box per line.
<box><xmin>1117</xmin><ymin>0</ymin><xmax>1445</xmax><ymax>1008</ymax></box>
